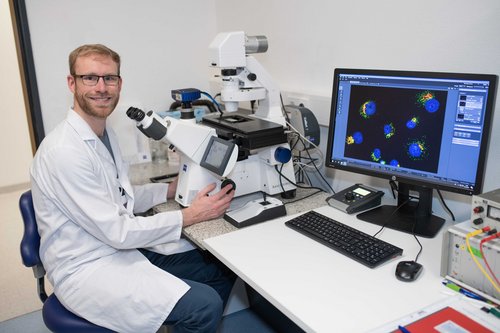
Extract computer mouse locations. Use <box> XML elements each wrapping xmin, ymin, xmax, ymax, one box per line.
<box><xmin>395</xmin><ymin>261</ymin><xmax>423</xmax><ymax>282</ymax></box>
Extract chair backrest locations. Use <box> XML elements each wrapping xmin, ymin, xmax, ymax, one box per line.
<box><xmin>19</xmin><ymin>190</ymin><xmax>42</xmax><ymax>268</ymax></box>
<box><xmin>18</xmin><ymin>190</ymin><xmax>115</xmax><ymax>332</ymax></box>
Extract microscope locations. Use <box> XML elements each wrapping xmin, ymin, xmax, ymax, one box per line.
<box><xmin>128</xmin><ymin>31</ymin><xmax>297</xmax><ymax>226</ymax></box>
<box><xmin>203</xmin><ymin>31</ymin><xmax>296</xmax><ymax>197</ymax></box>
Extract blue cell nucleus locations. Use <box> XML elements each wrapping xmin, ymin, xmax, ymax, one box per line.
<box><xmin>352</xmin><ymin>131</ymin><xmax>363</xmax><ymax>144</ymax></box>
<box><xmin>408</xmin><ymin>143</ymin><xmax>423</xmax><ymax>158</ymax></box>
<box><xmin>371</xmin><ymin>148</ymin><xmax>382</xmax><ymax>162</ymax></box>
<box><xmin>383</xmin><ymin>123</ymin><xmax>395</xmax><ymax>138</ymax></box>
<box><xmin>424</xmin><ymin>99</ymin><xmax>440</xmax><ymax>113</ymax></box>
<box><xmin>364</xmin><ymin>101</ymin><xmax>376</xmax><ymax>116</ymax></box>
<box><xmin>390</xmin><ymin>159</ymin><xmax>400</xmax><ymax>167</ymax></box>
<box><xmin>406</xmin><ymin>119</ymin><xmax>417</xmax><ymax>129</ymax></box>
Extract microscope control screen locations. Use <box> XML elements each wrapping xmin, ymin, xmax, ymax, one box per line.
<box><xmin>200</xmin><ymin>137</ymin><xmax>235</xmax><ymax>176</ymax></box>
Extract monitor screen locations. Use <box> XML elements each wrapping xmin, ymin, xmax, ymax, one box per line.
<box><xmin>326</xmin><ymin>68</ymin><xmax>497</xmax><ymax>237</ymax></box>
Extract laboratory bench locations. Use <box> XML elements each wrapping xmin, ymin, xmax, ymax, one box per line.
<box><xmin>129</xmin><ymin>160</ymin><xmax>330</xmax><ymax>250</ymax></box>
<box><xmin>129</xmin><ymin>162</ymin><xmax>499</xmax><ymax>332</ymax></box>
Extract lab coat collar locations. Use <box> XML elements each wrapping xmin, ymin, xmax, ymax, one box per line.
<box><xmin>66</xmin><ymin>109</ymin><xmax>135</xmax><ymax>211</ymax></box>
<box><xmin>66</xmin><ymin>108</ymin><xmax>101</xmax><ymax>143</ymax></box>
<box><xmin>66</xmin><ymin>108</ymin><xmax>115</xmax><ymax>165</ymax></box>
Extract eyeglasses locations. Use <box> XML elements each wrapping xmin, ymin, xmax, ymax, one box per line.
<box><xmin>73</xmin><ymin>74</ymin><xmax>121</xmax><ymax>86</ymax></box>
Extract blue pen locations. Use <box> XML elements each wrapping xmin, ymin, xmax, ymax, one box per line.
<box><xmin>442</xmin><ymin>281</ymin><xmax>484</xmax><ymax>301</ymax></box>
<box><xmin>398</xmin><ymin>325</ymin><xmax>411</xmax><ymax>333</ymax></box>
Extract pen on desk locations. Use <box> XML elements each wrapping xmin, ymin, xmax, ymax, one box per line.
<box><xmin>398</xmin><ymin>325</ymin><xmax>411</xmax><ymax>333</ymax></box>
<box><xmin>442</xmin><ymin>281</ymin><xmax>484</xmax><ymax>301</ymax></box>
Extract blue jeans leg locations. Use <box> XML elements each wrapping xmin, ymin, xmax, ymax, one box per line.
<box><xmin>139</xmin><ymin>249</ymin><xmax>236</xmax><ymax>308</ymax></box>
<box><xmin>139</xmin><ymin>249</ymin><xmax>236</xmax><ymax>332</ymax></box>
<box><xmin>164</xmin><ymin>279</ymin><xmax>223</xmax><ymax>333</ymax></box>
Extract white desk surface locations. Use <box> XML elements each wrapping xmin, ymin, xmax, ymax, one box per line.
<box><xmin>204</xmin><ymin>205</ymin><xmax>451</xmax><ymax>333</ymax></box>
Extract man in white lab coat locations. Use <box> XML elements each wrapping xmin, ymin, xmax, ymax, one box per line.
<box><xmin>30</xmin><ymin>44</ymin><xmax>236</xmax><ymax>333</ymax></box>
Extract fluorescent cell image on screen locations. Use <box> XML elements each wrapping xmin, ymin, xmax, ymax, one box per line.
<box><xmin>344</xmin><ymin>85</ymin><xmax>447</xmax><ymax>174</ymax></box>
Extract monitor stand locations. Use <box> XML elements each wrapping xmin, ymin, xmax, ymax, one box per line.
<box><xmin>356</xmin><ymin>183</ymin><xmax>445</xmax><ymax>238</ymax></box>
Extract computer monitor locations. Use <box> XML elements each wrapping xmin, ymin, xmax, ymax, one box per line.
<box><xmin>326</xmin><ymin>68</ymin><xmax>497</xmax><ymax>238</ymax></box>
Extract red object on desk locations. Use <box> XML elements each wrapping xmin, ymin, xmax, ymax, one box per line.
<box><xmin>395</xmin><ymin>306</ymin><xmax>493</xmax><ymax>333</ymax></box>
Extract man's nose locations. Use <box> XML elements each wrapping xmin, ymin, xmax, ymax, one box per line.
<box><xmin>94</xmin><ymin>77</ymin><xmax>108</xmax><ymax>91</ymax></box>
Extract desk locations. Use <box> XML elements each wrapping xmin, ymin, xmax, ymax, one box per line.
<box><xmin>129</xmin><ymin>161</ymin><xmax>331</xmax><ymax>249</ymax></box>
<box><xmin>156</xmin><ymin>188</ymin><xmax>330</xmax><ymax>249</ymax></box>
<box><xmin>204</xmin><ymin>205</ymin><xmax>451</xmax><ymax>333</ymax></box>
<box><xmin>129</xmin><ymin>163</ymin><xmax>481</xmax><ymax>332</ymax></box>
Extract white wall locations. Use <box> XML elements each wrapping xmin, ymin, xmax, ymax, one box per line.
<box><xmin>0</xmin><ymin>0</ymin><xmax>33</xmax><ymax>189</ymax></box>
<box><xmin>214</xmin><ymin>0</ymin><xmax>500</xmax><ymax>222</ymax></box>
<box><xmin>5</xmin><ymin>0</ymin><xmax>500</xmax><ymax>216</ymax></box>
<box><xmin>24</xmin><ymin>0</ymin><xmax>218</xmax><ymax>162</ymax></box>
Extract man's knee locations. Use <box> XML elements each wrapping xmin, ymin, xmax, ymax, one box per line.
<box><xmin>165</xmin><ymin>281</ymin><xmax>223</xmax><ymax>333</ymax></box>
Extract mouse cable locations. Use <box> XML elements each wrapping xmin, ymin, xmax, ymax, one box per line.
<box><xmin>479</xmin><ymin>231</ymin><xmax>500</xmax><ymax>287</ymax></box>
<box><xmin>410</xmin><ymin>211</ymin><xmax>423</xmax><ymax>263</ymax></box>
<box><xmin>387</xmin><ymin>180</ymin><xmax>420</xmax><ymax>201</ymax></box>
<box><xmin>436</xmin><ymin>189</ymin><xmax>456</xmax><ymax>221</ymax></box>
<box><xmin>372</xmin><ymin>198</ymin><xmax>412</xmax><ymax>238</ymax></box>
<box><xmin>376</xmin><ymin>198</ymin><xmax>423</xmax><ymax>263</ymax></box>
<box><xmin>465</xmin><ymin>227</ymin><xmax>500</xmax><ymax>293</ymax></box>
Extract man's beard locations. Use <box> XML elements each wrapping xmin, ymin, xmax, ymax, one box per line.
<box><xmin>74</xmin><ymin>87</ymin><xmax>119</xmax><ymax>119</ymax></box>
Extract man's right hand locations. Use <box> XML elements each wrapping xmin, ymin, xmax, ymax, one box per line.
<box><xmin>181</xmin><ymin>183</ymin><xmax>234</xmax><ymax>227</ymax></box>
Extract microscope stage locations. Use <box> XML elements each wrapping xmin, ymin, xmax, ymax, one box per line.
<box><xmin>202</xmin><ymin>111</ymin><xmax>287</xmax><ymax>150</ymax></box>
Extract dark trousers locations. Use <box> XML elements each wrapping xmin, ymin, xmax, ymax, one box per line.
<box><xmin>139</xmin><ymin>248</ymin><xmax>236</xmax><ymax>333</ymax></box>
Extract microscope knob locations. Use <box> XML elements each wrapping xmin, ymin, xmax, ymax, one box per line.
<box><xmin>221</xmin><ymin>179</ymin><xmax>236</xmax><ymax>192</ymax></box>
<box><xmin>247</xmin><ymin>73</ymin><xmax>257</xmax><ymax>81</ymax></box>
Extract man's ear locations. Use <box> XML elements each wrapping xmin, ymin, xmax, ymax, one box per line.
<box><xmin>67</xmin><ymin>75</ymin><xmax>76</xmax><ymax>93</ymax></box>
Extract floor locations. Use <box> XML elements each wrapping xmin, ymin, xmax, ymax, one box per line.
<box><xmin>0</xmin><ymin>187</ymin><xmax>46</xmax><ymax>323</ymax></box>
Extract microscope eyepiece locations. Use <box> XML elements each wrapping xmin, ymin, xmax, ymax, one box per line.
<box><xmin>126</xmin><ymin>107</ymin><xmax>146</xmax><ymax>121</ymax></box>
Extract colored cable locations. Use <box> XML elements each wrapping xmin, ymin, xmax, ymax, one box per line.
<box><xmin>200</xmin><ymin>91</ymin><xmax>223</xmax><ymax>115</ymax></box>
<box><xmin>479</xmin><ymin>231</ymin><xmax>500</xmax><ymax>287</ymax></box>
<box><xmin>465</xmin><ymin>227</ymin><xmax>500</xmax><ymax>292</ymax></box>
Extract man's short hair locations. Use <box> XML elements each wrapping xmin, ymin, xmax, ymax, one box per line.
<box><xmin>69</xmin><ymin>44</ymin><xmax>121</xmax><ymax>75</ymax></box>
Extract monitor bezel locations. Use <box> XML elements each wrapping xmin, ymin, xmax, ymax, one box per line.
<box><xmin>325</xmin><ymin>68</ymin><xmax>497</xmax><ymax>196</ymax></box>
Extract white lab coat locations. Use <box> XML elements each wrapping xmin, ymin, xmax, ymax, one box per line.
<box><xmin>31</xmin><ymin>109</ymin><xmax>195</xmax><ymax>333</ymax></box>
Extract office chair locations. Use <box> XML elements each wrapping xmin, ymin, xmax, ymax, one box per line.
<box><xmin>19</xmin><ymin>190</ymin><xmax>114</xmax><ymax>333</ymax></box>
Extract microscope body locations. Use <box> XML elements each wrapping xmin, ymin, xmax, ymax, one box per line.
<box><xmin>128</xmin><ymin>31</ymin><xmax>296</xmax><ymax>207</ymax></box>
<box><xmin>207</xmin><ymin>31</ymin><xmax>296</xmax><ymax>198</ymax></box>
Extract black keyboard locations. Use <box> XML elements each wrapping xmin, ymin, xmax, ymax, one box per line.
<box><xmin>285</xmin><ymin>210</ymin><xmax>403</xmax><ymax>268</ymax></box>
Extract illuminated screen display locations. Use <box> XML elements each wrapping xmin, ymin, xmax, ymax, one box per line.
<box><xmin>326</xmin><ymin>68</ymin><xmax>497</xmax><ymax>237</ymax></box>
<box><xmin>200</xmin><ymin>137</ymin><xmax>235</xmax><ymax>176</ymax></box>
